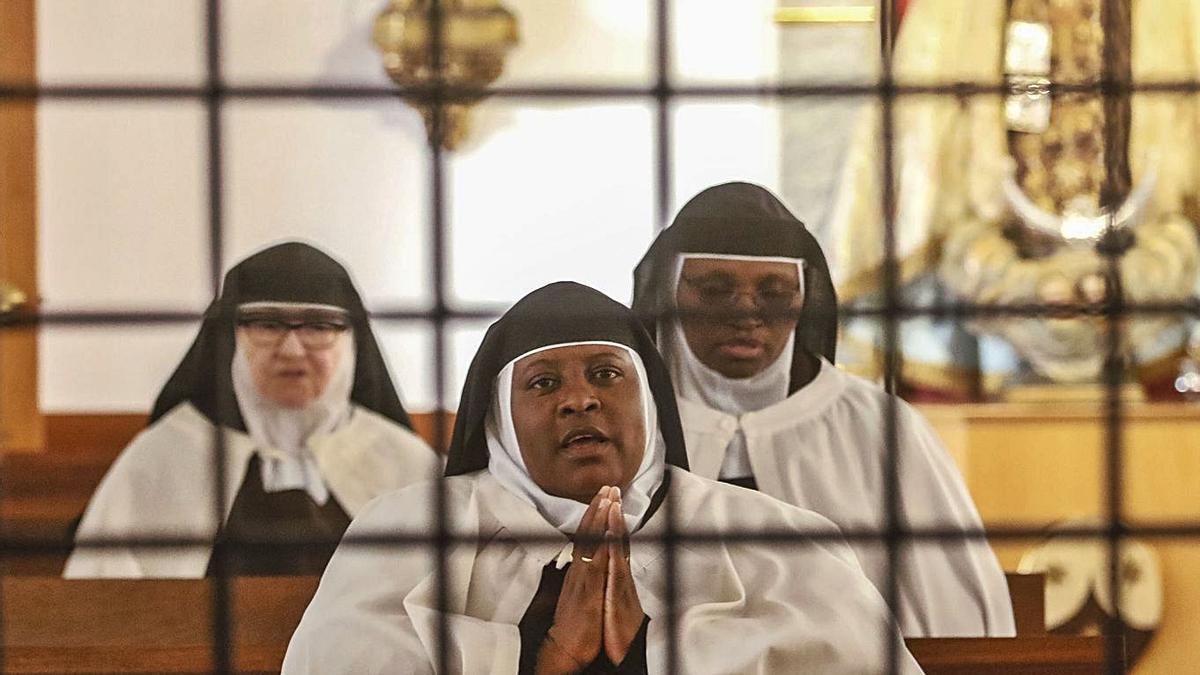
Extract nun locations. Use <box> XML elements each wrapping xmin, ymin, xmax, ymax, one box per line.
<box><xmin>64</xmin><ymin>242</ymin><xmax>441</xmax><ymax>578</ymax></box>
<box><xmin>283</xmin><ymin>282</ymin><xmax>922</xmax><ymax>674</ymax></box>
<box><xmin>631</xmin><ymin>182</ymin><xmax>1014</xmax><ymax>638</ymax></box>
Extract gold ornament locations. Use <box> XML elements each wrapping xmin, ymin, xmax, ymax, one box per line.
<box><xmin>373</xmin><ymin>0</ymin><xmax>519</xmax><ymax>150</ymax></box>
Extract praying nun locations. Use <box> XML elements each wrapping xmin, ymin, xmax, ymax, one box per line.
<box><xmin>632</xmin><ymin>182</ymin><xmax>1015</xmax><ymax>637</ymax></box>
<box><xmin>283</xmin><ymin>281</ymin><xmax>921</xmax><ymax>674</ymax></box>
<box><xmin>64</xmin><ymin>242</ymin><xmax>441</xmax><ymax>578</ymax></box>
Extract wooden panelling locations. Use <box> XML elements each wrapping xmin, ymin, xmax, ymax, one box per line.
<box><xmin>407</xmin><ymin>410</ymin><xmax>456</xmax><ymax>454</ymax></box>
<box><xmin>0</xmin><ymin>0</ymin><xmax>43</xmax><ymax>452</ymax></box>
<box><xmin>43</xmin><ymin>413</ymin><xmax>148</xmax><ymax>453</ymax></box>
<box><xmin>35</xmin><ymin>411</ymin><xmax>454</xmax><ymax>455</ymax></box>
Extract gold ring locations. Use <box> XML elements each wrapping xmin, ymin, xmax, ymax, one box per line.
<box><xmin>579</xmin><ymin>556</ymin><xmax>594</xmax><ymax>563</ymax></box>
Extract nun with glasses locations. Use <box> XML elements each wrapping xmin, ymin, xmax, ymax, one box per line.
<box><xmin>283</xmin><ymin>281</ymin><xmax>921</xmax><ymax>674</ymax></box>
<box><xmin>64</xmin><ymin>242</ymin><xmax>440</xmax><ymax>579</ymax></box>
<box><xmin>631</xmin><ymin>182</ymin><xmax>1014</xmax><ymax>638</ymax></box>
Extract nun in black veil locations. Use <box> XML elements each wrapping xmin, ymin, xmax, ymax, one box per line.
<box><xmin>65</xmin><ymin>242</ymin><xmax>440</xmax><ymax>578</ymax></box>
<box><xmin>284</xmin><ymin>281</ymin><xmax>920</xmax><ymax>674</ymax></box>
<box><xmin>632</xmin><ymin>182</ymin><xmax>1014</xmax><ymax>637</ymax></box>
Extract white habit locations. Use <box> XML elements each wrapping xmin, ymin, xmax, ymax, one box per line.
<box><xmin>63</xmin><ymin>402</ymin><xmax>442</xmax><ymax>579</ymax></box>
<box><xmin>679</xmin><ymin>359</ymin><xmax>1015</xmax><ymax>637</ymax></box>
<box><xmin>283</xmin><ymin>466</ymin><xmax>923</xmax><ymax>674</ymax></box>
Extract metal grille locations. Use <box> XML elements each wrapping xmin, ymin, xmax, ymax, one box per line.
<box><xmin>3</xmin><ymin>1</ymin><xmax>1195</xmax><ymax>673</ymax></box>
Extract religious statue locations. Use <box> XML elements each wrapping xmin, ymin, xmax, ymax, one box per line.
<box><xmin>831</xmin><ymin>0</ymin><xmax>1200</xmax><ymax>399</ymax></box>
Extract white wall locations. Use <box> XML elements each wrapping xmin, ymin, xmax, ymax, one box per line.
<box><xmin>37</xmin><ymin>0</ymin><xmax>781</xmax><ymax>413</ymax></box>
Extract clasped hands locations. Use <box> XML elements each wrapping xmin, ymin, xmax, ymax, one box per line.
<box><xmin>537</xmin><ymin>486</ymin><xmax>644</xmax><ymax>674</ymax></box>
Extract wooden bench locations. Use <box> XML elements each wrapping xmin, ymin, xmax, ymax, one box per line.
<box><xmin>2</xmin><ymin>576</ymin><xmax>316</xmax><ymax>674</ymax></box>
<box><xmin>0</xmin><ymin>576</ymin><xmax>1114</xmax><ymax>674</ymax></box>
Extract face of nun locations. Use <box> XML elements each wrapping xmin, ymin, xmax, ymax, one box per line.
<box><xmin>675</xmin><ymin>257</ymin><xmax>802</xmax><ymax>379</ymax></box>
<box><xmin>236</xmin><ymin>307</ymin><xmax>352</xmax><ymax>408</ymax></box>
<box><xmin>510</xmin><ymin>344</ymin><xmax>647</xmax><ymax>504</ymax></box>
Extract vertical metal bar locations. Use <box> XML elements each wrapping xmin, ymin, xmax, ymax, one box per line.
<box><xmin>427</xmin><ymin>1</ymin><xmax>453</xmax><ymax>673</ymax></box>
<box><xmin>653</xmin><ymin>0</ymin><xmax>673</xmax><ymax>232</ymax></box>
<box><xmin>204</xmin><ymin>0</ymin><xmax>232</xmax><ymax>671</ymax></box>
<box><xmin>877</xmin><ymin>0</ymin><xmax>901</xmax><ymax>672</ymax></box>
<box><xmin>205</xmin><ymin>5</ymin><xmax>226</xmax><ymax>294</ymax></box>
<box><xmin>1099</xmin><ymin>1</ymin><xmax>1132</xmax><ymax>672</ymax></box>
<box><xmin>652</xmin><ymin>0</ymin><xmax>680</xmax><ymax>673</ymax></box>
<box><xmin>1100</xmin><ymin>249</ymin><xmax>1127</xmax><ymax>675</ymax></box>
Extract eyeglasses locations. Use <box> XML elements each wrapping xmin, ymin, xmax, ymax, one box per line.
<box><xmin>678</xmin><ymin>274</ymin><xmax>804</xmax><ymax>315</ymax></box>
<box><xmin>236</xmin><ymin>317</ymin><xmax>350</xmax><ymax>349</ymax></box>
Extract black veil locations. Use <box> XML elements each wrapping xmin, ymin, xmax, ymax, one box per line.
<box><xmin>631</xmin><ymin>182</ymin><xmax>838</xmax><ymax>390</ymax></box>
<box><xmin>445</xmin><ymin>282</ymin><xmax>689</xmax><ymax>477</ymax></box>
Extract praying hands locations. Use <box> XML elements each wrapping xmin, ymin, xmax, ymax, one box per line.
<box><xmin>537</xmin><ymin>485</ymin><xmax>646</xmax><ymax>674</ymax></box>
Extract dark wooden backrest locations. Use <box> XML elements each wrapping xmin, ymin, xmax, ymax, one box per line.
<box><xmin>906</xmin><ymin>637</ymin><xmax>1116</xmax><ymax>675</ymax></box>
<box><xmin>1006</xmin><ymin>572</ymin><xmax>1045</xmax><ymax>635</ymax></box>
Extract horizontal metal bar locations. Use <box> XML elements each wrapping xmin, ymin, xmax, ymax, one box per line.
<box><xmin>13</xmin><ymin>521</ymin><xmax>1200</xmax><ymax>553</ymax></box>
<box><xmin>5</xmin><ymin>299</ymin><xmax>1199</xmax><ymax>330</ymax></box>
<box><xmin>5</xmin><ymin>79</ymin><xmax>1200</xmax><ymax>103</ymax></box>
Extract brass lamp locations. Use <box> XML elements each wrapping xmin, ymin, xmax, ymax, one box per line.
<box><xmin>0</xmin><ymin>281</ymin><xmax>27</xmax><ymax>314</ymax></box>
<box><xmin>373</xmin><ymin>0</ymin><xmax>519</xmax><ymax>150</ymax></box>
